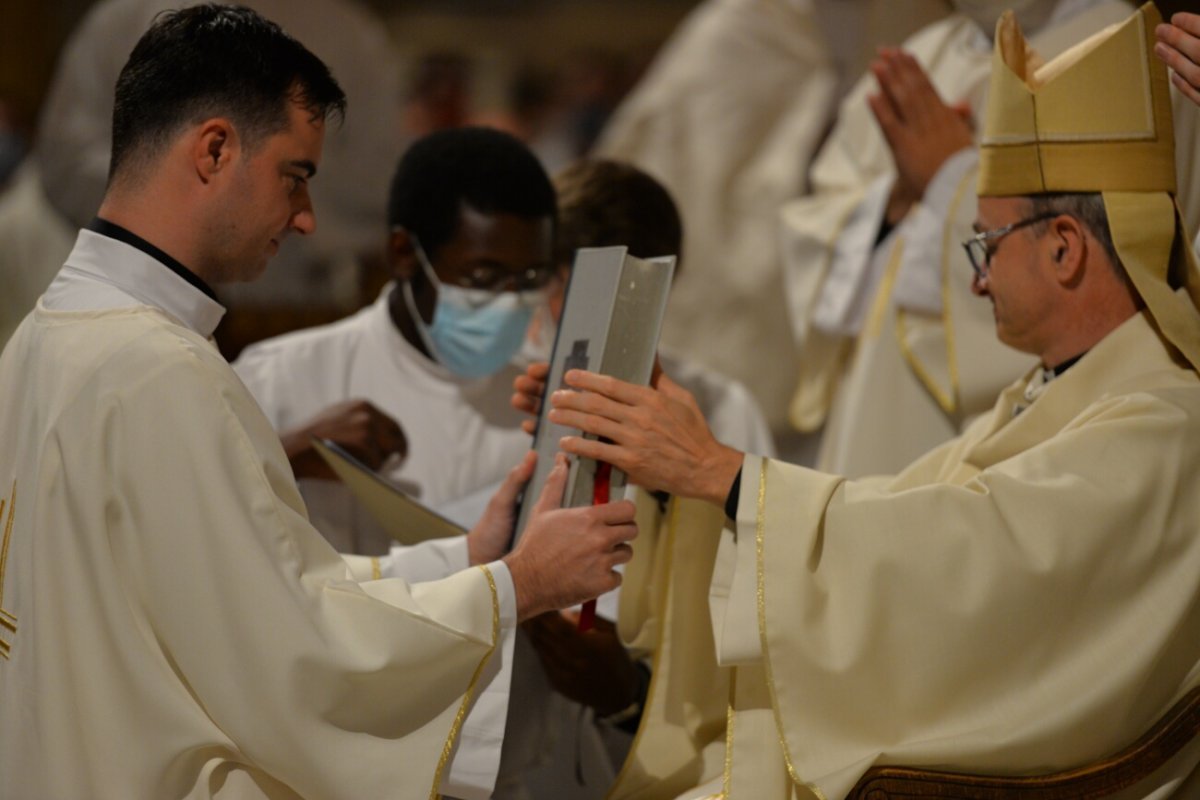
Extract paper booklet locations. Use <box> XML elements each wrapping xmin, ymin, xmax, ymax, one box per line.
<box><xmin>512</xmin><ymin>246</ymin><xmax>675</xmax><ymax>545</ymax></box>
<box><xmin>312</xmin><ymin>438</ymin><xmax>467</xmax><ymax>545</ymax></box>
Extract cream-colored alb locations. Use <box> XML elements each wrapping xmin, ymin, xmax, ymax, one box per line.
<box><xmin>0</xmin><ymin>233</ymin><xmax>507</xmax><ymax>799</ymax></box>
<box><xmin>609</xmin><ymin>5</ymin><xmax>1200</xmax><ymax>798</ymax></box>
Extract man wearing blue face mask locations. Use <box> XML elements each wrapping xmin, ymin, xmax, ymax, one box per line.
<box><xmin>402</xmin><ymin>226</ymin><xmax>548</xmax><ymax>379</ymax></box>
<box><xmin>233</xmin><ymin>129</ymin><xmax>560</xmax><ymax>799</ymax></box>
<box><xmin>234</xmin><ymin>127</ymin><xmax>556</xmax><ymax>558</ymax></box>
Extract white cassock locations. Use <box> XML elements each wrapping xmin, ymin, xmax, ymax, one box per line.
<box><xmin>596</xmin><ymin>0</ymin><xmax>951</xmax><ymax>433</ymax></box>
<box><xmin>233</xmin><ymin>284</ymin><xmax>531</xmax><ymax>556</ymax></box>
<box><xmin>614</xmin><ymin>310</ymin><xmax>1200</xmax><ymax>800</ymax></box>
<box><xmin>0</xmin><ymin>229</ymin><xmax>518</xmax><ymax>799</ymax></box>
<box><xmin>778</xmin><ymin>0</ymin><xmax>1200</xmax><ymax>477</ymax></box>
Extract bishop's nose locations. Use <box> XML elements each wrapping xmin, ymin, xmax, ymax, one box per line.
<box><xmin>971</xmin><ymin>273</ymin><xmax>989</xmax><ymax>296</ymax></box>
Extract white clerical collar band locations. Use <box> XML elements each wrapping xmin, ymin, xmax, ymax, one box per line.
<box><xmin>64</xmin><ymin>227</ymin><xmax>226</xmax><ymax>338</ymax></box>
<box><xmin>1014</xmin><ymin>350</ymin><xmax>1087</xmax><ymax>416</ymax></box>
<box><xmin>88</xmin><ymin>217</ymin><xmax>219</xmax><ymax>302</ymax></box>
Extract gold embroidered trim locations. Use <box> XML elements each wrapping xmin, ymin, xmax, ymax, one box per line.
<box><xmin>722</xmin><ymin>668</ymin><xmax>737</xmax><ymax>798</ymax></box>
<box><xmin>605</xmin><ymin>496</ymin><xmax>679</xmax><ymax>798</ymax></box>
<box><xmin>0</xmin><ymin>481</ymin><xmax>15</xmax><ymax>656</ymax></box>
<box><xmin>428</xmin><ymin>564</ymin><xmax>501</xmax><ymax>800</ymax></box>
<box><xmin>0</xmin><ymin>482</ymin><xmax>14</xmax><ymax>600</ymax></box>
<box><xmin>895</xmin><ymin>165</ymin><xmax>975</xmax><ymax>416</ymax></box>
<box><xmin>370</xmin><ymin>557</ymin><xmax>382</xmax><ymax>581</ymax></box>
<box><xmin>789</xmin><ymin>197</ymin><xmax>863</xmax><ymax>432</ymax></box>
<box><xmin>754</xmin><ymin>461</ymin><xmax>828</xmax><ymax>800</ymax></box>
<box><xmin>864</xmin><ymin>238</ymin><xmax>906</xmax><ymax>342</ymax></box>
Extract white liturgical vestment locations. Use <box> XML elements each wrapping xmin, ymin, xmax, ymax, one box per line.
<box><xmin>234</xmin><ymin>286</ymin><xmax>531</xmax><ymax>556</ymax></box>
<box><xmin>597</xmin><ymin>0</ymin><xmax>950</xmax><ymax>432</ymax></box>
<box><xmin>0</xmin><ymin>163</ymin><xmax>74</xmax><ymax>350</ymax></box>
<box><xmin>236</xmin><ymin>289</ymin><xmax>599</xmax><ymax>798</ymax></box>
<box><xmin>0</xmin><ymin>229</ymin><xmax>517</xmax><ymax>799</ymax></box>
<box><xmin>614</xmin><ymin>311</ymin><xmax>1200</xmax><ymax>800</ymax></box>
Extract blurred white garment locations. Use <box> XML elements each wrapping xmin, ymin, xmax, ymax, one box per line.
<box><xmin>234</xmin><ymin>285</ymin><xmax>530</xmax><ymax>556</ymax></box>
<box><xmin>597</xmin><ymin>0</ymin><xmax>951</xmax><ymax>434</ymax></box>
<box><xmin>0</xmin><ymin>163</ymin><xmax>74</xmax><ymax>348</ymax></box>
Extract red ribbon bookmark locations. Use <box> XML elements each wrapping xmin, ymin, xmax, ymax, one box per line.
<box><xmin>578</xmin><ymin>461</ymin><xmax>613</xmax><ymax>632</ymax></box>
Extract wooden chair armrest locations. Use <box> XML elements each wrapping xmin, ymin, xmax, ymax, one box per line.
<box><xmin>848</xmin><ymin>685</ymin><xmax>1200</xmax><ymax>799</ymax></box>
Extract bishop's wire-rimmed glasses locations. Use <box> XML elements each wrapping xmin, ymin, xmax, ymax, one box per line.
<box><xmin>962</xmin><ymin>212</ymin><xmax>1058</xmax><ymax>280</ymax></box>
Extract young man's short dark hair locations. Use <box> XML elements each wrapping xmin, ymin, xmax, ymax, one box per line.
<box><xmin>387</xmin><ymin>126</ymin><xmax>557</xmax><ymax>255</ymax></box>
<box><xmin>110</xmin><ymin>3</ymin><xmax>346</xmax><ymax>184</ymax></box>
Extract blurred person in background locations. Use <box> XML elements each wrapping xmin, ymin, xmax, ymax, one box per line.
<box><xmin>596</xmin><ymin>0</ymin><xmax>952</xmax><ymax>456</ymax></box>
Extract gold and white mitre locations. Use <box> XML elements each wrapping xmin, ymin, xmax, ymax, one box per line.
<box><xmin>978</xmin><ymin>2</ymin><xmax>1200</xmax><ymax>371</ymax></box>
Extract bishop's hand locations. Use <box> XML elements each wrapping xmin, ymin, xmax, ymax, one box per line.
<box><xmin>548</xmin><ymin>370</ymin><xmax>743</xmax><ymax>507</ymax></box>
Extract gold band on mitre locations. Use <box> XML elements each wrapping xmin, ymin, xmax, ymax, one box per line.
<box><xmin>979</xmin><ymin>3</ymin><xmax>1200</xmax><ymax>372</ymax></box>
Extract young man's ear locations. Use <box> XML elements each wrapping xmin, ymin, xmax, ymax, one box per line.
<box><xmin>388</xmin><ymin>227</ymin><xmax>419</xmax><ymax>282</ymax></box>
<box><xmin>193</xmin><ymin>118</ymin><xmax>237</xmax><ymax>183</ymax></box>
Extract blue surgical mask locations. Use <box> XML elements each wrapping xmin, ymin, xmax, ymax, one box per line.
<box><xmin>403</xmin><ymin>238</ymin><xmax>541</xmax><ymax>378</ymax></box>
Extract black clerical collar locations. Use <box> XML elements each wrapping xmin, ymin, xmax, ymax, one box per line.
<box><xmin>1046</xmin><ymin>351</ymin><xmax>1086</xmax><ymax>379</ymax></box>
<box><xmin>88</xmin><ymin>217</ymin><xmax>219</xmax><ymax>302</ymax></box>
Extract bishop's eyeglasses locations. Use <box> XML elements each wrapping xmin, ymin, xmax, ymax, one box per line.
<box><xmin>962</xmin><ymin>212</ymin><xmax>1057</xmax><ymax>280</ymax></box>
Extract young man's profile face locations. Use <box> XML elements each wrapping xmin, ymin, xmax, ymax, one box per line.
<box><xmin>214</xmin><ymin>100</ymin><xmax>326</xmax><ymax>283</ymax></box>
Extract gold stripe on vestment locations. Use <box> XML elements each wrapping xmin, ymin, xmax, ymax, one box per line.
<box><xmin>864</xmin><ymin>238</ymin><xmax>905</xmax><ymax>342</ymax></box>
<box><xmin>606</xmin><ymin>496</ymin><xmax>680</xmax><ymax>798</ymax></box>
<box><xmin>428</xmin><ymin>564</ymin><xmax>501</xmax><ymax>800</ymax></box>
<box><xmin>0</xmin><ymin>481</ymin><xmax>16</xmax><ymax>645</ymax></box>
<box><xmin>754</xmin><ymin>459</ymin><xmax>828</xmax><ymax>800</ymax></box>
<box><xmin>895</xmin><ymin>163</ymin><xmax>976</xmax><ymax>417</ymax></box>
<box><xmin>722</xmin><ymin>668</ymin><xmax>737</xmax><ymax>798</ymax></box>
<box><xmin>0</xmin><ymin>482</ymin><xmax>14</xmax><ymax>601</ymax></box>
